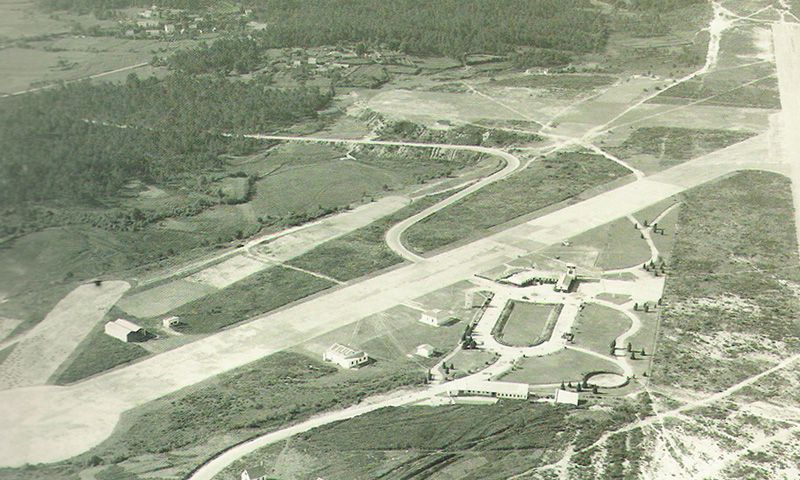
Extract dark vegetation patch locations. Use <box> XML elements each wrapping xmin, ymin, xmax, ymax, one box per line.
<box><xmin>378</xmin><ymin>121</ymin><xmax>542</xmax><ymax>146</ymax></box>
<box><xmin>653</xmin><ymin>171</ymin><xmax>800</xmax><ymax>392</ymax></box>
<box><xmin>609</xmin><ymin>127</ymin><xmax>755</xmax><ymax>169</ymax></box>
<box><xmin>219</xmin><ymin>397</ymin><xmax>653</xmax><ymax>480</ymax></box>
<box><xmin>403</xmin><ymin>152</ymin><xmax>631</xmax><ymax>253</ymax></box>
<box><xmin>649</xmin><ymin>76</ymin><xmax>780</xmax><ymax>109</ymax></box>
<box><xmin>163</xmin><ymin>0</ymin><xmax>609</xmax><ymax>74</ymax></box>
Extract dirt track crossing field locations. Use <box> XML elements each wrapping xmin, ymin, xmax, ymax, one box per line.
<box><xmin>0</xmin><ymin>281</ymin><xmax>129</xmax><ymax>390</ymax></box>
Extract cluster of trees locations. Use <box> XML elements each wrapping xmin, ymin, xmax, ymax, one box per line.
<box><xmin>38</xmin><ymin>0</ymin><xmax>212</xmax><ymax>14</ymax></box>
<box><xmin>511</xmin><ymin>48</ymin><xmax>573</xmax><ymax>69</ymax></box>
<box><xmin>0</xmin><ymin>73</ymin><xmax>332</xmax><ymax>211</ymax></box>
<box><xmin>166</xmin><ymin>0</ymin><xmax>608</xmax><ymax>72</ymax></box>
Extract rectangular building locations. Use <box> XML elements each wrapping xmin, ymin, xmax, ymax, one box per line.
<box><xmin>449</xmin><ymin>380</ymin><xmax>528</xmax><ymax>399</ymax></box>
<box><xmin>323</xmin><ymin>343</ymin><xmax>369</xmax><ymax>369</ymax></box>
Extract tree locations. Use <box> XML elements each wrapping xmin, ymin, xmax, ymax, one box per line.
<box><xmin>630</xmin><ymin>351</ymin><xmax>637</xmax><ymax>360</ymax></box>
<box><xmin>592</xmin><ymin>385</ymin><xmax>598</xmax><ymax>394</ymax></box>
<box><xmin>633</xmin><ymin>302</ymin><xmax>639</xmax><ymax>311</ymax></box>
<box><xmin>560</xmin><ymin>381</ymin><xmax>566</xmax><ymax>390</ymax></box>
<box><xmin>627</xmin><ymin>342</ymin><xmax>632</xmax><ymax>352</ymax></box>
<box><xmin>576</xmin><ymin>383</ymin><xmax>583</xmax><ymax>392</ymax></box>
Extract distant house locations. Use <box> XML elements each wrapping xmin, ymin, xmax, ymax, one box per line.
<box><xmin>136</xmin><ymin>19</ymin><xmax>160</xmax><ymax>28</ymax></box>
<box><xmin>449</xmin><ymin>380</ymin><xmax>528</xmax><ymax>400</ymax></box>
<box><xmin>241</xmin><ymin>467</ymin><xmax>269</xmax><ymax>480</ymax></box>
<box><xmin>104</xmin><ymin>319</ymin><xmax>147</xmax><ymax>343</ymax></box>
<box><xmin>307</xmin><ymin>57</ymin><xmax>317</xmax><ymax>65</ymax></box>
<box><xmin>163</xmin><ymin>24</ymin><xmax>175</xmax><ymax>34</ymax></box>
<box><xmin>418</xmin><ymin>309</ymin><xmax>453</xmax><ymax>327</ymax></box>
<box><xmin>323</xmin><ymin>343</ymin><xmax>369</xmax><ymax>369</ymax></box>
<box><xmin>162</xmin><ymin>316</ymin><xmax>180</xmax><ymax>328</ymax></box>
<box><xmin>415</xmin><ymin>344</ymin><xmax>435</xmax><ymax>358</ymax></box>
<box><xmin>554</xmin><ymin>388</ymin><xmax>580</xmax><ymax>406</ymax></box>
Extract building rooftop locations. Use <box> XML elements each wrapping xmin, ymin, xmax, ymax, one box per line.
<box><xmin>114</xmin><ymin>318</ymin><xmax>142</xmax><ymax>332</ymax></box>
<box><xmin>326</xmin><ymin>343</ymin><xmax>364</xmax><ymax>360</ymax></box>
<box><xmin>460</xmin><ymin>380</ymin><xmax>529</xmax><ymax>396</ymax></box>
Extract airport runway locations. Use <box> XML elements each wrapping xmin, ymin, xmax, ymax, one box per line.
<box><xmin>0</xmin><ymin>131</ymin><xmax>786</xmax><ymax>467</ymax></box>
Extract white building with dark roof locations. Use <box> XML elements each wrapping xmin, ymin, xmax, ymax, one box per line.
<box><xmin>323</xmin><ymin>343</ymin><xmax>369</xmax><ymax>369</ymax></box>
<box><xmin>418</xmin><ymin>309</ymin><xmax>453</xmax><ymax>327</ymax></box>
<box><xmin>448</xmin><ymin>380</ymin><xmax>528</xmax><ymax>399</ymax></box>
<box><xmin>104</xmin><ymin>318</ymin><xmax>146</xmax><ymax>343</ymax></box>
<box><xmin>415</xmin><ymin>344</ymin><xmax>435</xmax><ymax>358</ymax></box>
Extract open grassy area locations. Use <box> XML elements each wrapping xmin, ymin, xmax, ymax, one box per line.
<box><xmin>648</xmin><ymin>71</ymin><xmax>780</xmax><ymax>110</ymax></box>
<box><xmin>572</xmin><ymin>304</ymin><xmax>631</xmax><ymax>356</ymax></box>
<box><xmin>51</xmin><ymin>309</ymin><xmax>149</xmax><ymax>385</ymax></box>
<box><xmin>217</xmin><ymin>400</ymin><xmax>649</xmax><ymax>480</ymax></box>
<box><xmin>495</xmin><ymin>301</ymin><xmax>560</xmax><ymax>347</ymax></box>
<box><xmin>609</xmin><ymin>127</ymin><xmax>755</xmax><ymax>174</ymax></box>
<box><xmin>447</xmin><ymin>349</ymin><xmax>499</xmax><ymax>379</ymax></box>
<box><xmin>652</xmin><ymin>171</ymin><xmax>800</xmax><ymax>392</ymax></box>
<box><xmin>503</xmin><ymin>348</ymin><xmax>623</xmax><ymax>385</ymax></box>
<box><xmin>540</xmin><ymin>216</ymin><xmax>652</xmax><ymax>271</ymax></box>
<box><xmin>169</xmin><ymin>266</ymin><xmax>334</xmax><ymax>334</ymax></box>
<box><xmin>403</xmin><ymin>152</ymin><xmax>631</xmax><ymax>253</ymax></box>
<box><xmin>287</xmin><ymin>191</ymin><xmax>460</xmax><ymax>282</ymax></box>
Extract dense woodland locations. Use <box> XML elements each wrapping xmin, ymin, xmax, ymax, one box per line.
<box><xmin>0</xmin><ymin>74</ymin><xmax>331</xmax><ymax>211</ymax></box>
<box><xmin>162</xmin><ymin>0</ymin><xmax>611</xmax><ymax>73</ymax></box>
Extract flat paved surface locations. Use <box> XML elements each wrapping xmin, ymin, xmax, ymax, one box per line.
<box><xmin>773</xmin><ymin>23</ymin><xmax>800</xmax><ymax>247</ymax></box>
<box><xmin>0</xmin><ymin>281</ymin><xmax>129</xmax><ymax>390</ymax></box>
<box><xmin>0</xmin><ymin>133</ymin><xmax>785</xmax><ymax>467</ymax></box>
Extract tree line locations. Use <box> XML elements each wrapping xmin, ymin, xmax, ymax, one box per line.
<box><xmin>0</xmin><ymin>73</ymin><xmax>332</xmax><ymax>211</ymax></box>
<box><xmin>167</xmin><ymin>0</ymin><xmax>609</xmax><ymax>74</ymax></box>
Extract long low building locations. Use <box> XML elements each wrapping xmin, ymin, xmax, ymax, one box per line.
<box><xmin>448</xmin><ymin>380</ymin><xmax>529</xmax><ymax>399</ymax></box>
<box><xmin>323</xmin><ymin>343</ymin><xmax>369</xmax><ymax>369</ymax></box>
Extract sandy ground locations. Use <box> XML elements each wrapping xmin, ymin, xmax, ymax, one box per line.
<box><xmin>0</xmin><ymin>281</ymin><xmax>129</xmax><ymax>390</ymax></box>
<box><xmin>0</xmin><ymin>317</ymin><xmax>22</xmax><ymax>343</ymax></box>
<box><xmin>0</xmin><ymin>135</ymin><xmax>786</xmax><ymax>467</ymax></box>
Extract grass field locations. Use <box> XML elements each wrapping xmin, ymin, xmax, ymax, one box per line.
<box><xmin>403</xmin><ymin>152</ymin><xmax>631</xmax><ymax>253</ymax></box>
<box><xmin>169</xmin><ymin>266</ymin><xmax>334</xmax><ymax>334</ymax></box>
<box><xmin>540</xmin><ymin>216</ymin><xmax>651</xmax><ymax>271</ymax></box>
<box><xmin>217</xmin><ymin>398</ymin><xmax>652</xmax><ymax>480</ymax></box>
<box><xmin>495</xmin><ymin>301</ymin><xmax>559</xmax><ymax>347</ymax></box>
<box><xmin>572</xmin><ymin>304</ymin><xmax>631</xmax><ymax>356</ymax></box>
<box><xmin>287</xmin><ymin>191</ymin><xmax>459</xmax><ymax>282</ymax></box>
<box><xmin>608</xmin><ymin>127</ymin><xmax>755</xmax><ymax>174</ymax></box>
<box><xmin>447</xmin><ymin>349</ymin><xmax>498</xmax><ymax>378</ymax></box>
<box><xmin>51</xmin><ymin>308</ymin><xmax>149</xmax><ymax>385</ymax></box>
<box><xmin>653</xmin><ymin>171</ymin><xmax>800</xmax><ymax>392</ymax></box>
<box><xmin>503</xmin><ymin>348</ymin><xmax>623</xmax><ymax>385</ymax></box>
<box><xmin>299</xmin><ymin>303</ymin><xmax>464</xmax><ymax>367</ymax></box>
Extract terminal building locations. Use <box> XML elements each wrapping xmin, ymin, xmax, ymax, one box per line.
<box><xmin>104</xmin><ymin>318</ymin><xmax>147</xmax><ymax>343</ymax></box>
<box><xmin>323</xmin><ymin>343</ymin><xmax>369</xmax><ymax>369</ymax></box>
<box><xmin>448</xmin><ymin>380</ymin><xmax>529</xmax><ymax>400</ymax></box>
<box><xmin>554</xmin><ymin>265</ymin><xmax>577</xmax><ymax>293</ymax></box>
